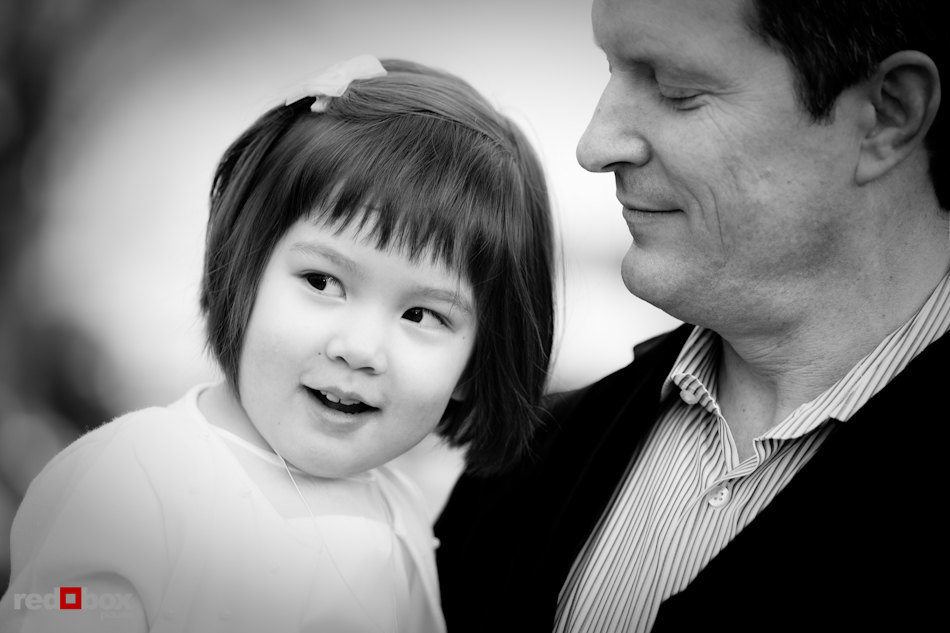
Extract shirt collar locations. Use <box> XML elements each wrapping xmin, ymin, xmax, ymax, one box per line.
<box><xmin>660</xmin><ymin>326</ymin><xmax>719</xmax><ymax>411</ymax></box>
<box><xmin>657</xmin><ymin>267</ymin><xmax>950</xmax><ymax>439</ymax></box>
<box><xmin>778</xmin><ymin>265</ymin><xmax>950</xmax><ymax>434</ymax></box>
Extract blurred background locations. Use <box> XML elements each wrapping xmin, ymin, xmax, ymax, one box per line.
<box><xmin>0</xmin><ymin>0</ymin><xmax>680</xmax><ymax>594</ymax></box>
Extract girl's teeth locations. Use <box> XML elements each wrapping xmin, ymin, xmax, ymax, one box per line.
<box><xmin>321</xmin><ymin>391</ymin><xmax>359</xmax><ymax>406</ymax></box>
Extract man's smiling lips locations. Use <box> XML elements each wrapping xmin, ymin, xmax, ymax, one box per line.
<box><xmin>620</xmin><ymin>198</ymin><xmax>681</xmax><ymax>214</ymax></box>
<box><xmin>622</xmin><ymin>205</ymin><xmax>682</xmax><ymax>225</ymax></box>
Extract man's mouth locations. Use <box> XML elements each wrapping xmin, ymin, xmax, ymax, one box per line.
<box><xmin>307</xmin><ymin>387</ymin><xmax>377</xmax><ymax>414</ymax></box>
<box><xmin>624</xmin><ymin>206</ymin><xmax>680</xmax><ymax>214</ymax></box>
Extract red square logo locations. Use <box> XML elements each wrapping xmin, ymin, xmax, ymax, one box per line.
<box><xmin>60</xmin><ymin>587</ymin><xmax>82</xmax><ymax>610</ymax></box>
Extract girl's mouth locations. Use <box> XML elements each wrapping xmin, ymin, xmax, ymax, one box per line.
<box><xmin>307</xmin><ymin>387</ymin><xmax>377</xmax><ymax>414</ymax></box>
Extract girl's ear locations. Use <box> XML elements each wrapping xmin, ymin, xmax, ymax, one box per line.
<box><xmin>450</xmin><ymin>380</ymin><xmax>469</xmax><ymax>402</ymax></box>
<box><xmin>855</xmin><ymin>50</ymin><xmax>941</xmax><ymax>185</ymax></box>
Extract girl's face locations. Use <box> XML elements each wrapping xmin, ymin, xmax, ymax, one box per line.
<box><xmin>231</xmin><ymin>215</ymin><xmax>476</xmax><ymax>478</ymax></box>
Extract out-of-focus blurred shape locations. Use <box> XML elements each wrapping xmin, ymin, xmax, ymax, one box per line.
<box><xmin>0</xmin><ymin>0</ymin><xmax>137</xmax><ymax>596</ymax></box>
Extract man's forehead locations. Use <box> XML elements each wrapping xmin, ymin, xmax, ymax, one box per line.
<box><xmin>591</xmin><ymin>0</ymin><xmax>758</xmax><ymax>67</ymax></box>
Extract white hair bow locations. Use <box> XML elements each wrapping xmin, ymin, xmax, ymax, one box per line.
<box><xmin>284</xmin><ymin>54</ymin><xmax>387</xmax><ymax>113</ymax></box>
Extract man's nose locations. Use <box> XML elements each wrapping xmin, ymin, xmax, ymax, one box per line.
<box><xmin>576</xmin><ymin>77</ymin><xmax>652</xmax><ymax>173</ymax></box>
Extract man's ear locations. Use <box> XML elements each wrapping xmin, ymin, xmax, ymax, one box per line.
<box><xmin>855</xmin><ymin>50</ymin><xmax>941</xmax><ymax>185</ymax></box>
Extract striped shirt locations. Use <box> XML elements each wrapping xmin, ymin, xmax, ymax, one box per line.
<box><xmin>554</xmin><ymin>269</ymin><xmax>950</xmax><ymax>633</ymax></box>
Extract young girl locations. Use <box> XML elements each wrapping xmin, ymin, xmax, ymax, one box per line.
<box><xmin>0</xmin><ymin>55</ymin><xmax>555</xmax><ymax>633</ymax></box>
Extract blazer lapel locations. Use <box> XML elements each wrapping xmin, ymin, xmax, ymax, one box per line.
<box><xmin>531</xmin><ymin>324</ymin><xmax>693</xmax><ymax>607</ymax></box>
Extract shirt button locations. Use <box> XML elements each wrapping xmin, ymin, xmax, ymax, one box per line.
<box><xmin>707</xmin><ymin>485</ymin><xmax>732</xmax><ymax>508</ymax></box>
<box><xmin>680</xmin><ymin>389</ymin><xmax>700</xmax><ymax>405</ymax></box>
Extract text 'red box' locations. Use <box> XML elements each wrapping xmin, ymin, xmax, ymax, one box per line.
<box><xmin>59</xmin><ymin>587</ymin><xmax>82</xmax><ymax>610</ymax></box>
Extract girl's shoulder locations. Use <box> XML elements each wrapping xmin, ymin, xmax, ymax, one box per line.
<box><xmin>6</xmin><ymin>387</ymin><xmax>219</xmax><ymax>623</ymax></box>
<box><xmin>372</xmin><ymin>463</ymin><xmax>437</xmax><ymax>533</ymax></box>
<box><xmin>21</xmin><ymin>385</ymin><xmax>217</xmax><ymax>520</ymax></box>
<box><xmin>371</xmin><ymin>463</ymin><xmax>445</xmax><ymax>627</ymax></box>
<box><xmin>41</xmin><ymin>385</ymin><xmax>211</xmax><ymax>476</ymax></box>
<box><xmin>374</xmin><ymin>463</ymin><xmax>425</xmax><ymax>502</ymax></box>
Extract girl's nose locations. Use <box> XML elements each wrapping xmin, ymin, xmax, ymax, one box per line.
<box><xmin>324</xmin><ymin>316</ymin><xmax>388</xmax><ymax>374</ymax></box>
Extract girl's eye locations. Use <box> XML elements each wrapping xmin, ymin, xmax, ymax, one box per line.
<box><xmin>402</xmin><ymin>307</ymin><xmax>448</xmax><ymax>329</ymax></box>
<box><xmin>304</xmin><ymin>273</ymin><xmax>344</xmax><ymax>298</ymax></box>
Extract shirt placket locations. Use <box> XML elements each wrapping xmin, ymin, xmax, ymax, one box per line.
<box><xmin>676</xmin><ymin>374</ymin><xmax>752</xmax><ymax>513</ymax></box>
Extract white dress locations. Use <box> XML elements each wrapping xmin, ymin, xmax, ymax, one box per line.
<box><xmin>0</xmin><ymin>385</ymin><xmax>446</xmax><ymax>633</ymax></box>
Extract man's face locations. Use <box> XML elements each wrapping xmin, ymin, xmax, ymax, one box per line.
<box><xmin>577</xmin><ymin>0</ymin><xmax>868</xmax><ymax>335</ymax></box>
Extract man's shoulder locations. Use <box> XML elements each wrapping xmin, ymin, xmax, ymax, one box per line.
<box><xmin>543</xmin><ymin>323</ymin><xmax>693</xmax><ymax>422</ymax></box>
<box><xmin>631</xmin><ymin>322</ymin><xmax>694</xmax><ymax>358</ymax></box>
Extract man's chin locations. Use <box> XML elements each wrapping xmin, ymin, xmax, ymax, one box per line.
<box><xmin>621</xmin><ymin>250</ymin><xmax>676</xmax><ymax>314</ymax></box>
<box><xmin>620</xmin><ymin>248</ymin><xmax>652</xmax><ymax>298</ymax></box>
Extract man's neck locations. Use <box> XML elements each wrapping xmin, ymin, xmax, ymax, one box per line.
<box><xmin>713</xmin><ymin>243</ymin><xmax>949</xmax><ymax>461</ymax></box>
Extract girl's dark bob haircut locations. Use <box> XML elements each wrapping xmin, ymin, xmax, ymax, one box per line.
<box><xmin>200</xmin><ymin>58</ymin><xmax>555</xmax><ymax>475</ymax></box>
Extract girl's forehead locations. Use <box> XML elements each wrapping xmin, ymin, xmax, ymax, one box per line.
<box><xmin>307</xmin><ymin>204</ymin><xmax>463</xmax><ymax>258</ymax></box>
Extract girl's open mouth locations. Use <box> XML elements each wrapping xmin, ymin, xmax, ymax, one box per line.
<box><xmin>307</xmin><ymin>387</ymin><xmax>377</xmax><ymax>415</ymax></box>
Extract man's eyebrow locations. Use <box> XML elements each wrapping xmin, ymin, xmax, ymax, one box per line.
<box><xmin>288</xmin><ymin>241</ymin><xmax>366</xmax><ymax>280</ymax></box>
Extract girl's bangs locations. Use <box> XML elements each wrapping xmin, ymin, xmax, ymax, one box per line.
<box><xmin>291</xmin><ymin>116</ymin><xmax>513</xmax><ymax>279</ymax></box>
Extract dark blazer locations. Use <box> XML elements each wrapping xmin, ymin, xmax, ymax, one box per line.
<box><xmin>435</xmin><ymin>325</ymin><xmax>948</xmax><ymax>632</ymax></box>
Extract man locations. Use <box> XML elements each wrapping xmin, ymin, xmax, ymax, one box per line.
<box><xmin>435</xmin><ymin>1</ymin><xmax>948</xmax><ymax>631</ymax></box>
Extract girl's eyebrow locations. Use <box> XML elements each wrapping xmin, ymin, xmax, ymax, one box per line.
<box><xmin>414</xmin><ymin>285</ymin><xmax>474</xmax><ymax>318</ymax></box>
<box><xmin>289</xmin><ymin>241</ymin><xmax>366</xmax><ymax>280</ymax></box>
<box><xmin>289</xmin><ymin>240</ymin><xmax>474</xmax><ymax>317</ymax></box>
